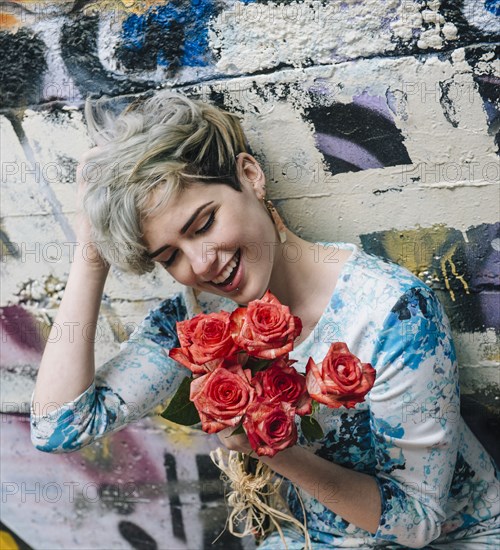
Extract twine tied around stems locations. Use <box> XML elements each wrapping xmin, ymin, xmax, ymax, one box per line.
<box><xmin>210</xmin><ymin>447</ymin><xmax>311</xmax><ymax>550</ymax></box>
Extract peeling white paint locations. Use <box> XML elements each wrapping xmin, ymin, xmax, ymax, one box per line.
<box><xmin>21</xmin><ymin>108</ymin><xmax>91</xmax><ymax>214</ymax></box>
<box><xmin>391</xmin><ymin>0</ymin><xmax>458</xmax><ymax>50</ymax></box>
<box><xmin>210</xmin><ymin>0</ymin><xmax>400</xmax><ymax>73</ymax></box>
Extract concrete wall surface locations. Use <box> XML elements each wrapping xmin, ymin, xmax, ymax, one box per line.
<box><xmin>0</xmin><ymin>1</ymin><xmax>498</xmax><ymax>548</ymax></box>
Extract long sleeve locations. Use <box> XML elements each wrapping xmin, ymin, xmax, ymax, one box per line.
<box><xmin>30</xmin><ymin>292</ymin><xmax>189</xmax><ymax>453</ymax></box>
<box><xmin>369</xmin><ymin>286</ymin><xmax>460</xmax><ymax>547</ymax></box>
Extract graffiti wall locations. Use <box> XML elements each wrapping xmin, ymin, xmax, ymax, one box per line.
<box><xmin>1</xmin><ymin>0</ymin><xmax>499</xmax><ymax>548</ymax></box>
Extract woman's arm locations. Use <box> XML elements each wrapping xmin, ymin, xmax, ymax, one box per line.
<box><xmin>218</xmin><ymin>429</ymin><xmax>381</xmax><ymax>532</ymax></box>
<box><xmin>31</xmin><ymin>248</ymin><xmax>109</xmax><ymax>411</ymax></box>
<box><xmin>32</xmin><ymin>156</ymin><xmax>110</xmax><ymax>410</ymax></box>
<box><xmin>31</xmin><ymin>159</ymin><xmax>187</xmax><ymax>452</ymax></box>
<box><xmin>30</xmin><ymin>290</ymin><xmax>190</xmax><ymax>453</ymax></box>
<box><xmin>262</xmin><ymin>446</ymin><xmax>382</xmax><ymax>533</ymax></box>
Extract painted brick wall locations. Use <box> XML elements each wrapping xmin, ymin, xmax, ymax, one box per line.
<box><xmin>1</xmin><ymin>1</ymin><xmax>498</xmax><ymax>548</ymax></box>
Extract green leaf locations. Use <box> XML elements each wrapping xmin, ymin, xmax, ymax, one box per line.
<box><xmin>160</xmin><ymin>377</ymin><xmax>201</xmax><ymax>426</ymax></box>
<box><xmin>301</xmin><ymin>415</ymin><xmax>324</xmax><ymax>442</ymax></box>
<box><xmin>248</xmin><ymin>358</ymin><xmax>270</xmax><ymax>375</ymax></box>
<box><xmin>311</xmin><ymin>400</ymin><xmax>320</xmax><ymax>414</ymax></box>
<box><xmin>230</xmin><ymin>424</ymin><xmax>245</xmax><ymax>436</ymax></box>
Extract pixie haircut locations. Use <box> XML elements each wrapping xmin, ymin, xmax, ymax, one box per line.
<box><xmin>82</xmin><ymin>91</ymin><xmax>249</xmax><ymax>274</ymax></box>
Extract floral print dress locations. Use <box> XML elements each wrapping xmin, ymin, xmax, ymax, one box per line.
<box><xmin>30</xmin><ymin>242</ymin><xmax>500</xmax><ymax>548</ymax></box>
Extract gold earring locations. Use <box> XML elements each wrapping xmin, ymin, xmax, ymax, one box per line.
<box><xmin>264</xmin><ymin>199</ymin><xmax>287</xmax><ymax>244</ymax></box>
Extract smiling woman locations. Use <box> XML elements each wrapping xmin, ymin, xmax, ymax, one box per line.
<box><xmin>30</xmin><ymin>91</ymin><xmax>500</xmax><ymax>549</ymax></box>
<box><xmin>140</xmin><ymin>172</ymin><xmax>285</xmax><ymax>305</ymax></box>
<box><xmin>80</xmin><ymin>93</ymin><xmax>249</xmax><ymax>275</ymax></box>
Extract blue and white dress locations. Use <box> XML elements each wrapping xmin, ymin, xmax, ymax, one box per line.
<box><xmin>30</xmin><ymin>242</ymin><xmax>500</xmax><ymax>548</ymax></box>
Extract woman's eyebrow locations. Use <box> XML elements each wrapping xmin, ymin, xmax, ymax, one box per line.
<box><xmin>148</xmin><ymin>201</ymin><xmax>215</xmax><ymax>259</ymax></box>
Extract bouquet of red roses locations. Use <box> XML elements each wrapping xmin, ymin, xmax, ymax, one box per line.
<box><xmin>161</xmin><ymin>290</ymin><xmax>375</xmax><ymax>457</ymax></box>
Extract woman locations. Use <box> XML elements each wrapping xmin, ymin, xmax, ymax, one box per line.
<box><xmin>31</xmin><ymin>92</ymin><xmax>499</xmax><ymax>548</ymax></box>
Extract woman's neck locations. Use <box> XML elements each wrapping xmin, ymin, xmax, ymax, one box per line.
<box><xmin>269</xmin><ymin>231</ymin><xmax>349</xmax><ymax>315</ymax></box>
<box><xmin>268</xmin><ymin>231</ymin><xmax>352</xmax><ymax>345</ymax></box>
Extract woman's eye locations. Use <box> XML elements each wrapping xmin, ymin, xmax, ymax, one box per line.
<box><xmin>161</xmin><ymin>250</ymin><xmax>178</xmax><ymax>268</ymax></box>
<box><xmin>196</xmin><ymin>210</ymin><xmax>216</xmax><ymax>234</ymax></box>
<box><xmin>160</xmin><ymin>210</ymin><xmax>216</xmax><ymax>268</ymax></box>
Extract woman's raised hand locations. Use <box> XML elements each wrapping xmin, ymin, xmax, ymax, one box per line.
<box><xmin>75</xmin><ymin>152</ymin><xmax>109</xmax><ymax>273</ymax></box>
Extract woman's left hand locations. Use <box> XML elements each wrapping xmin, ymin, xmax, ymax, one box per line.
<box><xmin>217</xmin><ymin>426</ymin><xmax>253</xmax><ymax>454</ymax></box>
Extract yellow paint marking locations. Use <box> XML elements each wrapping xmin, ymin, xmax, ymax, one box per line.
<box><xmin>80</xmin><ymin>437</ymin><xmax>111</xmax><ymax>463</ymax></box>
<box><xmin>0</xmin><ymin>13</ymin><xmax>19</xmax><ymax>30</ymax></box>
<box><xmin>84</xmin><ymin>0</ymin><xmax>161</xmax><ymax>16</ymax></box>
<box><xmin>440</xmin><ymin>244</ymin><xmax>470</xmax><ymax>302</ymax></box>
<box><xmin>0</xmin><ymin>531</ymin><xmax>19</xmax><ymax>550</ymax></box>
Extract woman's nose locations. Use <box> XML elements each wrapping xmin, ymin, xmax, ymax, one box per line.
<box><xmin>186</xmin><ymin>242</ymin><xmax>216</xmax><ymax>279</ymax></box>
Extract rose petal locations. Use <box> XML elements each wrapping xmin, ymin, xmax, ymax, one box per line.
<box><xmin>243</xmin><ymin>399</ymin><xmax>297</xmax><ymax>457</ymax></box>
<box><xmin>190</xmin><ymin>365</ymin><xmax>254</xmax><ymax>434</ymax></box>
<box><xmin>307</xmin><ymin>343</ymin><xmax>376</xmax><ymax>409</ymax></box>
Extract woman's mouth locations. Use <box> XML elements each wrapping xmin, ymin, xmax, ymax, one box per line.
<box><xmin>209</xmin><ymin>249</ymin><xmax>242</xmax><ymax>292</ymax></box>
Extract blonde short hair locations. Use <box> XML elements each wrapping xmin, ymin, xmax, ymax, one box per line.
<box><xmin>82</xmin><ymin>91</ymin><xmax>249</xmax><ymax>274</ymax></box>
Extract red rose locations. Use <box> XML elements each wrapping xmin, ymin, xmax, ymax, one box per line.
<box><xmin>306</xmin><ymin>342</ymin><xmax>376</xmax><ymax>408</ymax></box>
<box><xmin>169</xmin><ymin>311</ymin><xmax>239</xmax><ymax>375</ymax></box>
<box><xmin>230</xmin><ymin>290</ymin><xmax>302</xmax><ymax>360</ymax></box>
<box><xmin>190</xmin><ymin>364</ymin><xmax>254</xmax><ymax>434</ymax></box>
<box><xmin>243</xmin><ymin>398</ymin><xmax>298</xmax><ymax>457</ymax></box>
<box><xmin>252</xmin><ymin>358</ymin><xmax>311</xmax><ymax>416</ymax></box>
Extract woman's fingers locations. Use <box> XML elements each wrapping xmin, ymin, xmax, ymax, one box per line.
<box><xmin>217</xmin><ymin>426</ymin><xmax>252</xmax><ymax>454</ymax></box>
<box><xmin>74</xmin><ymin>149</ymin><xmax>109</xmax><ymax>270</ymax></box>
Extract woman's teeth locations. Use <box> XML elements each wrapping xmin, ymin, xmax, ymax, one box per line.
<box><xmin>212</xmin><ymin>251</ymin><xmax>240</xmax><ymax>285</ymax></box>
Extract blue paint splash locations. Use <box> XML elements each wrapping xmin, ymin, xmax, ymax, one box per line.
<box><xmin>119</xmin><ymin>0</ymin><xmax>257</xmax><ymax>70</ymax></box>
<box><xmin>485</xmin><ymin>0</ymin><xmax>500</xmax><ymax>17</ymax></box>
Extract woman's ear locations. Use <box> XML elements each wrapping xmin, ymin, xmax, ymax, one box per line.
<box><xmin>236</xmin><ymin>153</ymin><xmax>266</xmax><ymax>199</ymax></box>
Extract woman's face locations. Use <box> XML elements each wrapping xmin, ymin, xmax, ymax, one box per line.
<box><xmin>141</xmin><ymin>155</ymin><xmax>280</xmax><ymax>304</ymax></box>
